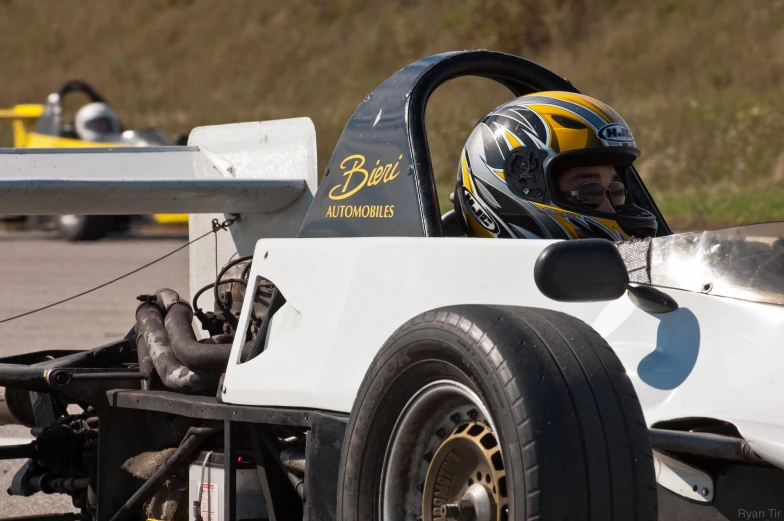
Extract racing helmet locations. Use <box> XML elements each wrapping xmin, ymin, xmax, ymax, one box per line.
<box><xmin>74</xmin><ymin>102</ymin><xmax>121</xmax><ymax>142</ymax></box>
<box><xmin>454</xmin><ymin>92</ymin><xmax>658</xmax><ymax>240</ymax></box>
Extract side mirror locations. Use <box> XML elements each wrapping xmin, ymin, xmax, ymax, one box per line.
<box><xmin>534</xmin><ymin>239</ymin><xmax>629</xmax><ymax>302</ymax></box>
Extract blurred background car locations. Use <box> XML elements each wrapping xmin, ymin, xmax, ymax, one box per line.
<box><xmin>0</xmin><ymin>80</ymin><xmax>189</xmax><ymax>240</ymax></box>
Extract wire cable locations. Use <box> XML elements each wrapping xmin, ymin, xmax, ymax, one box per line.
<box><xmin>0</xmin><ymin>218</ymin><xmax>235</xmax><ymax>325</ymax></box>
<box><xmin>192</xmin><ymin>278</ymin><xmax>248</xmax><ymax>313</ymax></box>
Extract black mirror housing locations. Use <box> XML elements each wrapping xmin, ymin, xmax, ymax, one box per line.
<box><xmin>534</xmin><ymin>239</ymin><xmax>629</xmax><ymax>302</ymax></box>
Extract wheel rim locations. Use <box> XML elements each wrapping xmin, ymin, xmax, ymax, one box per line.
<box><xmin>380</xmin><ymin>380</ymin><xmax>508</xmax><ymax>521</ymax></box>
<box><xmin>423</xmin><ymin>421</ymin><xmax>507</xmax><ymax>521</ymax></box>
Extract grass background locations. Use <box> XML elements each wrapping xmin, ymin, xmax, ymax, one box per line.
<box><xmin>0</xmin><ymin>0</ymin><xmax>782</xmax><ymax>230</ymax></box>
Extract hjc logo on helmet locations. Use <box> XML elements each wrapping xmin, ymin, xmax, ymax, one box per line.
<box><xmin>463</xmin><ymin>188</ymin><xmax>499</xmax><ymax>233</ymax></box>
<box><xmin>598</xmin><ymin>123</ymin><xmax>634</xmax><ymax>143</ymax></box>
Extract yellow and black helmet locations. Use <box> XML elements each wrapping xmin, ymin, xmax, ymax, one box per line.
<box><xmin>454</xmin><ymin>91</ymin><xmax>658</xmax><ymax>240</ymax></box>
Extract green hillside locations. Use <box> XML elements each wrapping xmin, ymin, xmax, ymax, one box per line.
<box><xmin>1</xmin><ymin>0</ymin><xmax>782</xmax><ymax>229</ymax></box>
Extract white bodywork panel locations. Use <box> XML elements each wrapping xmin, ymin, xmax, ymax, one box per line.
<box><xmin>224</xmin><ymin>237</ymin><xmax>784</xmax><ymax>466</ymax></box>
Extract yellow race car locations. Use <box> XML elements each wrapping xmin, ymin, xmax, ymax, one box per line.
<box><xmin>0</xmin><ymin>80</ymin><xmax>188</xmax><ymax>240</ymax></box>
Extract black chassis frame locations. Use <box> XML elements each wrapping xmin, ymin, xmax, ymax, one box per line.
<box><xmin>0</xmin><ymin>340</ymin><xmax>346</xmax><ymax>521</ymax></box>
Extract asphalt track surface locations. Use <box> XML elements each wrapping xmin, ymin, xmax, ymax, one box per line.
<box><xmin>0</xmin><ymin>229</ymin><xmax>189</xmax><ymax>515</ymax></box>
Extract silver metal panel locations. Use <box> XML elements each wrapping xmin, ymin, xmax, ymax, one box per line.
<box><xmin>650</xmin><ymin>222</ymin><xmax>784</xmax><ymax>306</ymax></box>
<box><xmin>0</xmin><ymin>146</ymin><xmax>307</xmax><ymax>214</ymax></box>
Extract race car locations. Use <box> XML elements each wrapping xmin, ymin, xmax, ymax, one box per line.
<box><xmin>0</xmin><ymin>50</ymin><xmax>781</xmax><ymax>521</ymax></box>
<box><xmin>0</xmin><ymin>80</ymin><xmax>188</xmax><ymax>240</ymax></box>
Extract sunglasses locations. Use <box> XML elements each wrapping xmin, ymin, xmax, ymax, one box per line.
<box><xmin>562</xmin><ymin>182</ymin><xmax>626</xmax><ymax>210</ymax></box>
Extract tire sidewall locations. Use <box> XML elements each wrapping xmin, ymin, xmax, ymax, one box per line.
<box><xmin>338</xmin><ymin>313</ymin><xmax>523</xmax><ymax>521</ymax></box>
<box><xmin>57</xmin><ymin>215</ymin><xmax>112</xmax><ymax>241</ymax></box>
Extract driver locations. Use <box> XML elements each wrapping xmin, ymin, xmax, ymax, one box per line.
<box><xmin>74</xmin><ymin>102</ymin><xmax>122</xmax><ymax>142</ymax></box>
<box><xmin>454</xmin><ymin>92</ymin><xmax>658</xmax><ymax>241</ymax></box>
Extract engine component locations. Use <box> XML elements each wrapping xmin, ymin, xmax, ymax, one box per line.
<box><xmin>160</xmin><ymin>290</ymin><xmax>235</xmax><ymax>372</ymax></box>
<box><xmin>212</xmin><ymin>256</ymin><xmax>254</xmax><ymax>331</ymax></box>
<box><xmin>7</xmin><ymin>461</ymin><xmax>86</xmax><ymax>497</ymax></box>
<box><xmin>256</xmin><ymin>427</ymin><xmax>305</xmax><ymax>499</ymax></box>
<box><xmin>280</xmin><ymin>445</ymin><xmax>306</xmax><ymax>474</ymax></box>
<box><xmin>0</xmin><ymin>424</ymin><xmax>85</xmax><ymax>468</ymax></box>
<box><xmin>6</xmin><ymin>418</ymin><xmax>92</xmax><ymax>501</ymax></box>
<box><xmin>135</xmin><ymin>300</ymin><xmax>219</xmax><ymax>394</ymax></box>
<box><xmin>35</xmin><ymin>424</ymin><xmax>85</xmax><ymax>469</ymax></box>
<box><xmin>29</xmin><ymin>475</ymin><xmax>89</xmax><ymax>494</ymax></box>
<box><xmin>192</xmin><ymin>258</ymin><xmax>273</xmax><ymax>338</ymax></box>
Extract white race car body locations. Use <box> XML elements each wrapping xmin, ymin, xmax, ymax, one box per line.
<box><xmin>224</xmin><ymin>236</ymin><xmax>784</xmax><ymax>468</ymax></box>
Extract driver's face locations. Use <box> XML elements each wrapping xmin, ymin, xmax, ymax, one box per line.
<box><xmin>558</xmin><ymin>165</ymin><xmax>620</xmax><ymax>214</ymax></box>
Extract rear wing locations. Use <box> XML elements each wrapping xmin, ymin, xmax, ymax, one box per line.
<box><xmin>0</xmin><ymin>118</ymin><xmax>316</xmax><ymax>214</ymax></box>
<box><xmin>0</xmin><ymin>117</ymin><xmax>318</xmax><ymax>314</ymax></box>
<box><xmin>0</xmin><ymin>104</ymin><xmax>44</xmax><ymax>147</ymax></box>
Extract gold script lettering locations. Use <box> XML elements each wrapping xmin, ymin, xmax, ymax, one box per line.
<box><xmin>329</xmin><ymin>155</ymin><xmax>369</xmax><ymax>201</ymax></box>
<box><xmin>328</xmin><ymin>154</ymin><xmax>405</xmax><ymax>201</ymax></box>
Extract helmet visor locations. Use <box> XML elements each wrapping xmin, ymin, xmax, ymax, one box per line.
<box><xmin>85</xmin><ymin>116</ymin><xmax>116</xmax><ymax>134</ymax></box>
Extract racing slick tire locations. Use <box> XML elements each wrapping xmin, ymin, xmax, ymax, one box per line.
<box><xmin>56</xmin><ymin>214</ymin><xmax>114</xmax><ymax>241</ymax></box>
<box><xmin>337</xmin><ymin>305</ymin><xmax>656</xmax><ymax>521</ymax></box>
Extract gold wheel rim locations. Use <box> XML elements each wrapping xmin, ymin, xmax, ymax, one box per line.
<box><xmin>422</xmin><ymin>421</ymin><xmax>508</xmax><ymax>521</ymax></box>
